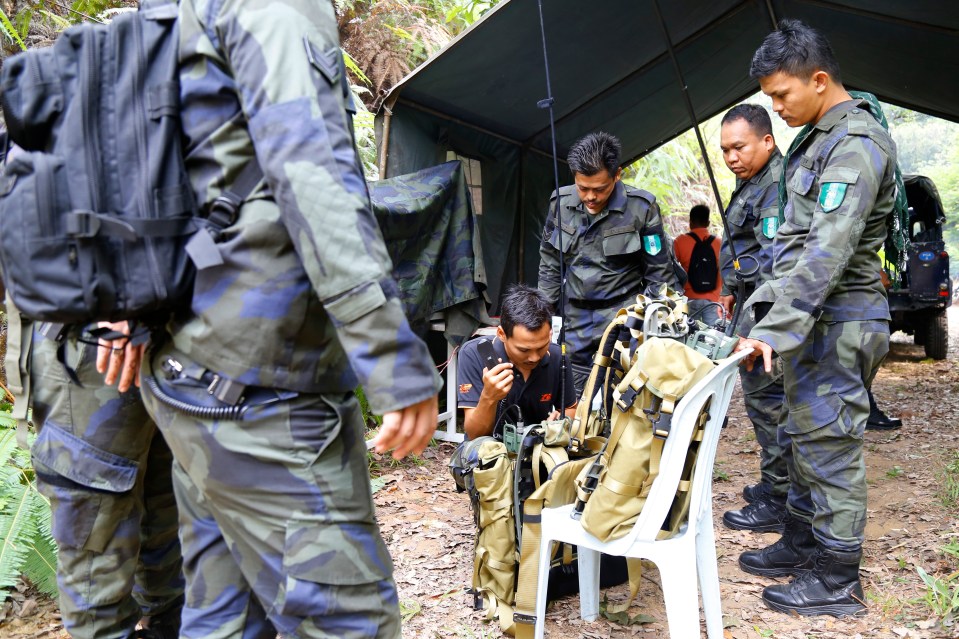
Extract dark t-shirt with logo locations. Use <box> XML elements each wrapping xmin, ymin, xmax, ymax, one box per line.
<box><xmin>457</xmin><ymin>336</ymin><xmax>575</xmax><ymax>438</ymax></box>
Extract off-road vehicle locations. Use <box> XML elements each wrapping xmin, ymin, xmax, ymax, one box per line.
<box><xmin>887</xmin><ymin>175</ymin><xmax>953</xmax><ymax>360</ymax></box>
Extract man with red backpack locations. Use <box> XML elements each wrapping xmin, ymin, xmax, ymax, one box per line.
<box><xmin>673</xmin><ymin>204</ymin><xmax>723</xmax><ymax>326</ymax></box>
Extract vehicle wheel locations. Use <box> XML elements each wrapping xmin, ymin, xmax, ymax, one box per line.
<box><xmin>924</xmin><ymin>311</ymin><xmax>949</xmax><ymax>360</ymax></box>
<box><xmin>914</xmin><ymin>323</ymin><xmax>928</xmax><ymax>346</ymax></box>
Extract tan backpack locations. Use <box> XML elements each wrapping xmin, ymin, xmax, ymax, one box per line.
<box><xmin>452</xmin><ymin>292</ymin><xmax>737</xmax><ymax>636</ymax></box>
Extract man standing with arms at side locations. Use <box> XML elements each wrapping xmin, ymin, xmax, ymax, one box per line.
<box><xmin>715</xmin><ymin>105</ymin><xmax>790</xmax><ymax>534</ymax></box>
<box><xmin>538</xmin><ymin>132</ymin><xmax>679</xmax><ymax>397</ymax></box>
<box><xmin>737</xmin><ymin>19</ymin><xmax>897</xmax><ymax>617</ymax></box>
<box><xmin>458</xmin><ymin>285</ymin><xmax>576</xmax><ymax>440</ymax></box>
<box><xmin>102</xmin><ymin>1</ymin><xmax>441</xmax><ymax>636</ymax></box>
<box><xmin>673</xmin><ymin>204</ymin><xmax>722</xmax><ymax>326</ymax></box>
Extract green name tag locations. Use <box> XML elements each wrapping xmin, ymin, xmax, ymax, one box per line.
<box><xmin>762</xmin><ymin>217</ymin><xmax>779</xmax><ymax>239</ymax></box>
<box><xmin>818</xmin><ymin>182</ymin><xmax>847</xmax><ymax>212</ymax></box>
<box><xmin>642</xmin><ymin>234</ymin><xmax>662</xmax><ymax>255</ymax></box>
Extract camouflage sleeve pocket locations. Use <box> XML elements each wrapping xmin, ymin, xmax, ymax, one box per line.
<box><xmin>324</xmin><ymin>280</ymin><xmax>387</xmax><ymax>325</ymax></box>
<box><xmin>280</xmin><ymin>519</ymin><xmax>393</xmax><ymax>616</ymax></box>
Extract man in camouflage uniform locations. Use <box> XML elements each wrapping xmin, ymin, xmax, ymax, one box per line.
<box><xmin>100</xmin><ymin>1</ymin><xmax>441</xmax><ymax>637</ymax></box>
<box><xmin>716</xmin><ymin>104</ymin><xmax>790</xmax><ymax>534</ymax></box>
<box><xmin>4</xmin><ymin>309</ymin><xmax>183</xmax><ymax>639</ymax></box>
<box><xmin>538</xmin><ymin>132</ymin><xmax>679</xmax><ymax>396</ymax></box>
<box><xmin>737</xmin><ymin>20</ymin><xmax>896</xmax><ymax>617</ymax></box>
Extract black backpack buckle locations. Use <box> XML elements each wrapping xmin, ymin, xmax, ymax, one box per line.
<box><xmin>207</xmin><ymin>192</ymin><xmax>243</xmax><ymax>228</ymax></box>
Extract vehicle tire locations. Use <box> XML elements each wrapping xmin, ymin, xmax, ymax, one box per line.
<box><xmin>914</xmin><ymin>323</ymin><xmax>927</xmax><ymax>346</ymax></box>
<box><xmin>924</xmin><ymin>311</ymin><xmax>948</xmax><ymax>360</ymax></box>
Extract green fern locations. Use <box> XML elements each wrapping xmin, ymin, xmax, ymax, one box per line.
<box><xmin>0</xmin><ymin>426</ymin><xmax>59</xmax><ymax>598</ymax></box>
<box><xmin>0</xmin><ymin>8</ymin><xmax>27</xmax><ymax>51</ymax></box>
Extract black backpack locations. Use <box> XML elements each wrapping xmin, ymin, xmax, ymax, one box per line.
<box><xmin>0</xmin><ymin>1</ymin><xmax>258</xmax><ymax>324</ymax></box>
<box><xmin>686</xmin><ymin>232</ymin><xmax>719</xmax><ymax>294</ymax></box>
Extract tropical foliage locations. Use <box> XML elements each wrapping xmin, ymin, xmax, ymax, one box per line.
<box><xmin>0</xmin><ymin>410</ymin><xmax>58</xmax><ymax>598</ymax></box>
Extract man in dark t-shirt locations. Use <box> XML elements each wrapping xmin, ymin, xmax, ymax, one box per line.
<box><xmin>459</xmin><ymin>285</ymin><xmax>576</xmax><ymax>440</ymax></box>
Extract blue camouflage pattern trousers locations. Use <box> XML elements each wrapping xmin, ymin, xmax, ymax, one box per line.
<box><xmin>29</xmin><ymin>330</ymin><xmax>183</xmax><ymax>639</ymax></box>
<box><xmin>740</xmin><ymin>356</ymin><xmax>790</xmax><ymax>499</ymax></box>
<box><xmin>140</xmin><ymin>341</ymin><xmax>401</xmax><ymax>639</ymax></box>
<box><xmin>780</xmin><ymin>319</ymin><xmax>889</xmax><ymax>551</ymax></box>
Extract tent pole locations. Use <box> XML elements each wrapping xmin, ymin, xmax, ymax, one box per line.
<box><xmin>764</xmin><ymin>0</ymin><xmax>779</xmax><ymax>29</ymax></box>
<box><xmin>651</xmin><ymin>0</ymin><xmax>746</xmax><ymax>333</ymax></box>
<box><xmin>377</xmin><ymin>93</ymin><xmax>399</xmax><ymax>179</ymax></box>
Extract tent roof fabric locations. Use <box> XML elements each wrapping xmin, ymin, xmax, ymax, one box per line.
<box><xmin>385</xmin><ymin>0</ymin><xmax>959</xmax><ymax>165</ymax></box>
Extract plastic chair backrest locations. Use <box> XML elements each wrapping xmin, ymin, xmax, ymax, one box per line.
<box><xmin>621</xmin><ymin>350</ymin><xmax>749</xmax><ymax>547</ymax></box>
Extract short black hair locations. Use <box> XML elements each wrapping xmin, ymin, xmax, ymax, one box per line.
<box><xmin>567</xmin><ymin>131</ymin><xmax>621</xmax><ymax>178</ymax></box>
<box><xmin>721</xmin><ymin>103</ymin><xmax>774</xmax><ymax>139</ymax></box>
<box><xmin>689</xmin><ymin>204</ymin><xmax>710</xmax><ymax>228</ymax></box>
<box><xmin>500</xmin><ymin>284</ymin><xmax>553</xmax><ymax>337</ymax></box>
<box><xmin>749</xmin><ymin>19</ymin><xmax>842</xmax><ymax>84</ymax></box>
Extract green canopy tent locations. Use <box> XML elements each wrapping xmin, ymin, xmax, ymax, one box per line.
<box><xmin>375</xmin><ymin>0</ymin><xmax>959</xmax><ymax>308</ymax></box>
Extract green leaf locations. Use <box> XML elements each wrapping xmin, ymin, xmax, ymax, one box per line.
<box><xmin>0</xmin><ymin>8</ymin><xmax>26</xmax><ymax>51</ymax></box>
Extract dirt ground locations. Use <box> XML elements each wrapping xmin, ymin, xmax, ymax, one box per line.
<box><xmin>2</xmin><ymin>309</ymin><xmax>958</xmax><ymax>639</ymax></box>
<box><xmin>380</xmin><ymin>307</ymin><xmax>959</xmax><ymax>639</ymax></box>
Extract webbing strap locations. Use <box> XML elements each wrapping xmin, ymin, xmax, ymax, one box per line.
<box><xmin>598</xmin><ymin>475</ymin><xmax>645</xmax><ymax>497</ymax></box>
<box><xmin>3</xmin><ymin>299</ymin><xmax>32</xmax><ymax>448</ymax></box>
<box><xmin>513</xmin><ymin>494</ymin><xmax>546</xmax><ymax>639</ymax></box>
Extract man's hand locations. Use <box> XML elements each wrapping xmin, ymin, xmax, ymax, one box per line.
<box><xmin>735</xmin><ymin>337</ymin><xmax>773</xmax><ymax>373</ymax></box>
<box><xmin>719</xmin><ymin>294</ymin><xmax>736</xmax><ymax>319</ymax></box>
<box><xmin>480</xmin><ymin>361</ymin><xmax>514</xmax><ymax>403</ymax></box>
<box><xmin>95</xmin><ymin>321</ymin><xmax>146</xmax><ymax>393</ymax></box>
<box><xmin>373</xmin><ymin>394</ymin><xmax>439</xmax><ymax>460</ymax></box>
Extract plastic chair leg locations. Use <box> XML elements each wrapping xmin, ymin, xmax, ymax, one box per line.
<box><xmin>658</xmin><ymin>551</ymin><xmax>703</xmax><ymax>638</ymax></box>
<box><xmin>577</xmin><ymin>547</ymin><xmax>601</xmax><ymax>622</ymax></box>
<box><xmin>534</xmin><ymin>538</ymin><xmax>554</xmax><ymax>639</ymax></box>
<box><xmin>695</xmin><ymin>515</ymin><xmax>723</xmax><ymax>638</ymax></box>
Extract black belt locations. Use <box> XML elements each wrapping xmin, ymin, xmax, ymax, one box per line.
<box><xmin>568</xmin><ymin>290</ymin><xmax>639</xmax><ymax>311</ymax></box>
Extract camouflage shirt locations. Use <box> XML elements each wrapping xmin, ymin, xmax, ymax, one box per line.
<box><xmin>538</xmin><ymin>181</ymin><xmax>678</xmax><ymax>305</ymax></box>
<box><xmin>172</xmin><ymin>0</ymin><xmax>440</xmax><ymax>412</ymax></box>
<box><xmin>720</xmin><ymin>149</ymin><xmax>783</xmax><ymax>296</ymax></box>
<box><xmin>749</xmin><ymin>99</ymin><xmax>895</xmax><ymax>354</ymax></box>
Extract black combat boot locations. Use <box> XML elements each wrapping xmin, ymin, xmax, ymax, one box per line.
<box><xmin>739</xmin><ymin>514</ymin><xmax>816</xmax><ymax>577</ymax></box>
<box><xmin>762</xmin><ymin>546</ymin><xmax>866</xmax><ymax>617</ymax></box>
<box><xmin>742</xmin><ymin>482</ymin><xmax>765</xmax><ymax>503</ymax></box>
<box><xmin>866</xmin><ymin>391</ymin><xmax>902</xmax><ymax>431</ymax></box>
<box><xmin>137</xmin><ymin>594</ymin><xmax>183</xmax><ymax>639</ymax></box>
<box><xmin>723</xmin><ymin>493</ymin><xmax>786</xmax><ymax>532</ymax></box>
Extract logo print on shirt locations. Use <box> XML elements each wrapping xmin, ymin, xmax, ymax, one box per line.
<box><xmin>459</xmin><ymin>383</ymin><xmax>472</xmax><ymax>394</ymax></box>
<box><xmin>540</xmin><ymin>393</ymin><xmax>552</xmax><ymax>402</ymax></box>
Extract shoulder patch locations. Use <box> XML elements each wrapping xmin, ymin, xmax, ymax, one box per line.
<box><xmin>642</xmin><ymin>234</ymin><xmax>662</xmax><ymax>255</ymax></box>
<box><xmin>818</xmin><ymin>182</ymin><xmax>847</xmax><ymax>212</ymax></box>
<box><xmin>550</xmin><ymin>184</ymin><xmax>576</xmax><ymax>201</ymax></box>
<box><xmin>761</xmin><ymin>216</ymin><xmax>779</xmax><ymax>238</ymax></box>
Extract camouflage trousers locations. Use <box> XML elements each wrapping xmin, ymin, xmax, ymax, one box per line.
<box><xmin>740</xmin><ymin>357</ymin><xmax>790</xmax><ymax>499</ymax></box>
<box><xmin>780</xmin><ymin>319</ymin><xmax>890</xmax><ymax>550</ymax></box>
<box><xmin>565</xmin><ymin>304</ymin><xmax>621</xmax><ymax>398</ymax></box>
<box><xmin>29</xmin><ymin>330</ymin><xmax>184</xmax><ymax>639</ymax></box>
<box><xmin>140</xmin><ymin>342</ymin><xmax>401</xmax><ymax>639</ymax></box>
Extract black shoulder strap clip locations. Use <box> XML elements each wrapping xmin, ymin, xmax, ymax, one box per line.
<box><xmin>206</xmin><ymin>160</ymin><xmax>264</xmax><ymax>229</ymax></box>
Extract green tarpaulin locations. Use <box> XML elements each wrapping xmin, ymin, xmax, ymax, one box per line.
<box><xmin>376</xmin><ymin>0</ymin><xmax>959</xmax><ymax>307</ymax></box>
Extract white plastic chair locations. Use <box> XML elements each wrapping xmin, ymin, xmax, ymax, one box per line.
<box><xmin>532</xmin><ymin>349</ymin><xmax>750</xmax><ymax>639</ymax></box>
